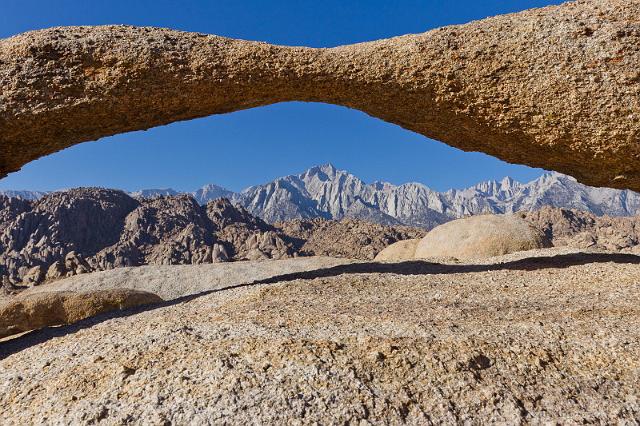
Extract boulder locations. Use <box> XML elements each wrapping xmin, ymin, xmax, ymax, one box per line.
<box><xmin>0</xmin><ymin>289</ymin><xmax>163</xmax><ymax>339</ymax></box>
<box><xmin>374</xmin><ymin>239</ymin><xmax>421</xmax><ymax>261</ymax></box>
<box><xmin>211</xmin><ymin>243</ymin><xmax>229</xmax><ymax>262</ymax></box>
<box><xmin>45</xmin><ymin>260</ymin><xmax>66</xmax><ymax>282</ymax></box>
<box><xmin>415</xmin><ymin>214</ymin><xmax>550</xmax><ymax>260</ymax></box>
<box><xmin>21</xmin><ymin>265</ymin><xmax>45</xmax><ymax>286</ymax></box>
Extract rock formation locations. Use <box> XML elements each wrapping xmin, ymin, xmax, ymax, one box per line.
<box><xmin>278</xmin><ymin>218</ymin><xmax>426</xmax><ymax>260</ymax></box>
<box><xmin>1</xmin><ymin>254</ymin><xmax>639</xmax><ymax>423</ymax></box>
<box><xmin>374</xmin><ymin>238</ymin><xmax>421</xmax><ymax>261</ymax></box>
<box><xmin>0</xmin><ymin>189</ymin><xmax>425</xmax><ymax>289</ymax></box>
<box><xmin>415</xmin><ymin>214</ymin><xmax>551</xmax><ymax>260</ymax></box>
<box><xmin>0</xmin><ymin>288</ymin><xmax>162</xmax><ymax>338</ymax></box>
<box><xmin>0</xmin><ymin>190</ymin><xmax>298</xmax><ymax>288</ymax></box>
<box><xmin>521</xmin><ymin>206</ymin><xmax>640</xmax><ymax>251</ymax></box>
<box><xmin>1</xmin><ymin>0</ymin><xmax>639</xmax><ymax>189</ymax></box>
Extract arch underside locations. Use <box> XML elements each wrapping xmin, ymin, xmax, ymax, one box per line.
<box><xmin>0</xmin><ymin>0</ymin><xmax>639</xmax><ymax>190</ymax></box>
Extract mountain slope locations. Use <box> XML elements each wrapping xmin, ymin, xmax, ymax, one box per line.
<box><xmin>5</xmin><ymin>164</ymin><xmax>640</xmax><ymax>228</ymax></box>
<box><xmin>229</xmin><ymin>165</ymin><xmax>640</xmax><ymax>227</ymax></box>
<box><xmin>0</xmin><ymin>190</ymin><xmax>48</xmax><ymax>200</ymax></box>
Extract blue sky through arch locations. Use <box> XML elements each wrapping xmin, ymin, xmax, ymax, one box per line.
<box><xmin>0</xmin><ymin>0</ymin><xmax>563</xmax><ymax>192</ymax></box>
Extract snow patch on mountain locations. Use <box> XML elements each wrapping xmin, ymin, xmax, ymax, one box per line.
<box><xmin>5</xmin><ymin>164</ymin><xmax>640</xmax><ymax>228</ymax></box>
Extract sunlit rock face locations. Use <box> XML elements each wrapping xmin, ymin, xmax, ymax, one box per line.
<box><xmin>0</xmin><ymin>0</ymin><xmax>639</xmax><ymax>189</ymax></box>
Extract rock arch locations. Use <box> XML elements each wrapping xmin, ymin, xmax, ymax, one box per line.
<box><xmin>1</xmin><ymin>0</ymin><xmax>639</xmax><ymax>189</ymax></box>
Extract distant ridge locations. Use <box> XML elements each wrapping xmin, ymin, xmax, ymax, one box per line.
<box><xmin>0</xmin><ymin>189</ymin><xmax>48</xmax><ymax>201</ymax></box>
<box><xmin>4</xmin><ymin>164</ymin><xmax>640</xmax><ymax>228</ymax></box>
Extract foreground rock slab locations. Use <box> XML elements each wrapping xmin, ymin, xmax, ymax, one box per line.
<box><xmin>2</xmin><ymin>0</ymin><xmax>640</xmax><ymax>190</ymax></box>
<box><xmin>0</xmin><ymin>289</ymin><xmax>162</xmax><ymax>339</ymax></box>
<box><xmin>1</xmin><ymin>251</ymin><xmax>639</xmax><ymax>423</ymax></box>
<box><xmin>16</xmin><ymin>256</ymin><xmax>355</xmax><ymax>301</ymax></box>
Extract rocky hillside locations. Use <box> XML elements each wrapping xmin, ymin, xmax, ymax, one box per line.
<box><xmin>7</xmin><ymin>164</ymin><xmax>640</xmax><ymax>229</ymax></box>
<box><xmin>0</xmin><ymin>190</ymin><xmax>422</xmax><ymax>289</ymax></box>
<box><xmin>4</xmin><ymin>185</ymin><xmax>640</xmax><ymax>290</ymax></box>
<box><xmin>521</xmin><ymin>206</ymin><xmax>640</xmax><ymax>252</ymax></box>
<box><xmin>277</xmin><ymin>218</ymin><xmax>426</xmax><ymax>260</ymax></box>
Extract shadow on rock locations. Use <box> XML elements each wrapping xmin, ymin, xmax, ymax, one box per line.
<box><xmin>253</xmin><ymin>252</ymin><xmax>640</xmax><ymax>284</ymax></box>
<box><xmin>2</xmin><ymin>251</ymin><xmax>638</xmax><ymax>359</ymax></box>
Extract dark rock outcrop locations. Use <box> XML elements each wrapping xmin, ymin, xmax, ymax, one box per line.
<box><xmin>207</xmin><ymin>199</ymin><xmax>294</xmax><ymax>261</ymax></box>
<box><xmin>0</xmin><ymin>188</ymin><xmax>137</xmax><ymax>288</ymax></box>
<box><xmin>521</xmin><ymin>207</ymin><xmax>640</xmax><ymax>251</ymax></box>
<box><xmin>278</xmin><ymin>218</ymin><xmax>427</xmax><ymax>260</ymax></box>
<box><xmin>1</xmin><ymin>1</ymin><xmax>639</xmax><ymax>190</ymax></box>
<box><xmin>0</xmin><ymin>191</ymin><xmax>298</xmax><ymax>288</ymax></box>
<box><xmin>0</xmin><ymin>190</ymin><xmax>424</xmax><ymax>289</ymax></box>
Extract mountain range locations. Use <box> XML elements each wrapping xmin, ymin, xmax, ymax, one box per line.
<box><xmin>3</xmin><ymin>164</ymin><xmax>640</xmax><ymax>229</ymax></box>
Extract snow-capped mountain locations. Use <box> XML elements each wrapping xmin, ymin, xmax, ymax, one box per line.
<box><xmin>4</xmin><ymin>164</ymin><xmax>640</xmax><ymax>228</ymax></box>
<box><xmin>228</xmin><ymin>164</ymin><xmax>640</xmax><ymax>228</ymax></box>
<box><xmin>0</xmin><ymin>190</ymin><xmax>49</xmax><ymax>200</ymax></box>
<box><xmin>129</xmin><ymin>185</ymin><xmax>233</xmax><ymax>204</ymax></box>
<box><xmin>192</xmin><ymin>184</ymin><xmax>235</xmax><ymax>205</ymax></box>
<box><xmin>129</xmin><ymin>188</ymin><xmax>180</xmax><ymax>199</ymax></box>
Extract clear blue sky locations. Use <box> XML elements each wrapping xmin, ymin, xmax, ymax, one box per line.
<box><xmin>0</xmin><ymin>0</ymin><xmax>562</xmax><ymax>192</ymax></box>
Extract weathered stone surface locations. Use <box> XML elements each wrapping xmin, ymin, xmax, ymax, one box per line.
<box><xmin>1</xmin><ymin>252</ymin><xmax>639</xmax><ymax>423</ymax></box>
<box><xmin>1</xmin><ymin>0</ymin><xmax>639</xmax><ymax>189</ymax></box>
<box><xmin>21</xmin><ymin>266</ymin><xmax>44</xmax><ymax>286</ymax></box>
<box><xmin>19</xmin><ymin>256</ymin><xmax>355</xmax><ymax>301</ymax></box>
<box><xmin>374</xmin><ymin>238</ymin><xmax>420</xmax><ymax>261</ymax></box>
<box><xmin>415</xmin><ymin>214</ymin><xmax>551</xmax><ymax>260</ymax></box>
<box><xmin>0</xmin><ymin>289</ymin><xmax>162</xmax><ymax>338</ymax></box>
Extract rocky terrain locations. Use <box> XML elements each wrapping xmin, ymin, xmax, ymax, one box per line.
<box><xmin>9</xmin><ymin>164</ymin><xmax>640</xmax><ymax>227</ymax></box>
<box><xmin>5</xmin><ymin>185</ymin><xmax>640</xmax><ymax>290</ymax></box>
<box><xmin>11</xmin><ymin>256</ymin><xmax>355</xmax><ymax>302</ymax></box>
<box><xmin>1</xmin><ymin>1</ymin><xmax>639</xmax><ymax>422</ymax></box>
<box><xmin>0</xmin><ymin>189</ymin><xmax>422</xmax><ymax>289</ymax></box>
<box><xmin>521</xmin><ymin>206</ymin><xmax>640</xmax><ymax>252</ymax></box>
<box><xmin>277</xmin><ymin>218</ymin><xmax>425</xmax><ymax>260</ymax></box>
<box><xmin>1</xmin><ymin>248</ymin><xmax>638</xmax><ymax>423</ymax></box>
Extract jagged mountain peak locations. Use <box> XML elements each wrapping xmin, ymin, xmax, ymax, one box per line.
<box><xmin>200</xmin><ymin>183</ymin><xmax>230</xmax><ymax>191</ymax></box>
<box><xmin>129</xmin><ymin>188</ymin><xmax>179</xmax><ymax>199</ymax></box>
<box><xmin>370</xmin><ymin>181</ymin><xmax>397</xmax><ymax>191</ymax></box>
<box><xmin>4</xmin><ymin>164</ymin><xmax>640</xmax><ymax>229</ymax></box>
<box><xmin>0</xmin><ymin>189</ymin><xmax>49</xmax><ymax>201</ymax></box>
<box><xmin>315</xmin><ymin>163</ymin><xmax>338</xmax><ymax>175</ymax></box>
<box><xmin>301</xmin><ymin>163</ymin><xmax>349</xmax><ymax>182</ymax></box>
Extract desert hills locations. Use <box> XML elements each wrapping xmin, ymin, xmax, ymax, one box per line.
<box><xmin>5</xmin><ymin>183</ymin><xmax>640</xmax><ymax>290</ymax></box>
<box><xmin>0</xmin><ymin>188</ymin><xmax>424</xmax><ymax>289</ymax></box>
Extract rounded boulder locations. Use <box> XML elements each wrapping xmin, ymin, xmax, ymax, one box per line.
<box><xmin>415</xmin><ymin>214</ymin><xmax>550</xmax><ymax>260</ymax></box>
<box><xmin>374</xmin><ymin>239</ymin><xmax>421</xmax><ymax>262</ymax></box>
